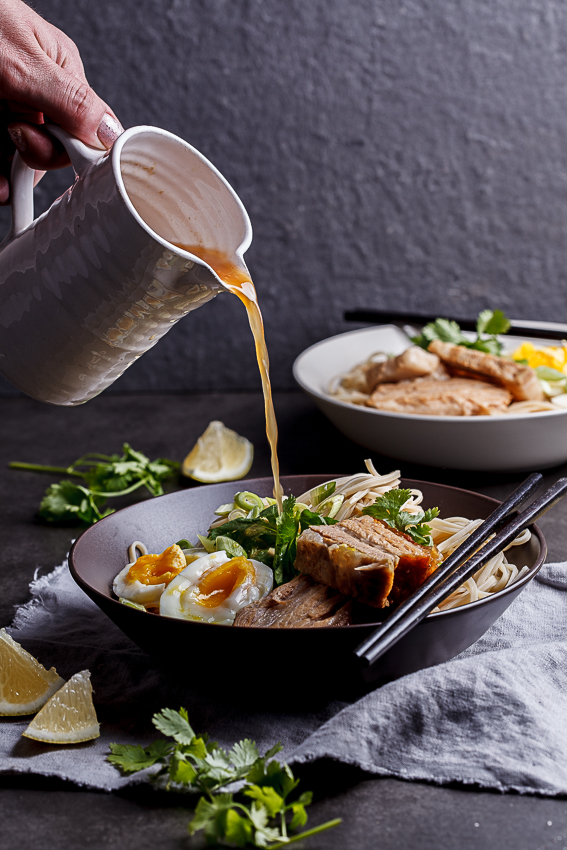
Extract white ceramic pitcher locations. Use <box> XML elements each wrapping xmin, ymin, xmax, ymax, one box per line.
<box><xmin>0</xmin><ymin>126</ymin><xmax>252</xmax><ymax>405</ymax></box>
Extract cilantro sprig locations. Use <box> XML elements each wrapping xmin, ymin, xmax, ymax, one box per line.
<box><xmin>412</xmin><ymin>309</ymin><xmax>511</xmax><ymax>356</ymax></box>
<box><xmin>9</xmin><ymin>443</ymin><xmax>179</xmax><ymax>524</ymax></box>
<box><xmin>207</xmin><ymin>496</ymin><xmax>336</xmax><ymax>586</ymax></box>
<box><xmin>362</xmin><ymin>488</ymin><xmax>439</xmax><ymax>546</ymax></box>
<box><xmin>108</xmin><ymin>707</ymin><xmax>340</xmax><ymax>848</ymax></box>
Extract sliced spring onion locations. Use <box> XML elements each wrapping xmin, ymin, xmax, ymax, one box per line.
<box><xmin>214</xmin><ymin>503</ymin><xmax>235</xmax><ymax>517</ymax></box>
<box><xmin>197</xmin><ymin>534</ymin><xmax>217</xmax><ymax>553</ymax></box>
<box><xmin>228</xmin><ymin>509</ymin><xmax>247</xmax><ymax>521</ymax></box>
<box><xmin>234</xmin><ymin>491</ymin><xmax>264</xmax><ymax>511</ymax></box>
<box><xmin>176</xmin><ymin>538</ymin><xmax>193</xmax><ymax>549</ymax></box>
<box><xmin>119</xmin><ymin>597</ymin><xmax>146</xmax><ymax>612</ymax></box>
<box><xmin>308</xmin><ymin>481</ymin><xmax>336</xmax><ymax>506</ymax></box>
<box><xmin>214</xmin><ymin>536</ymin><xmax>247</xmax><ymax>558</ymax></box>
<box><xmin>535</xmin><ymin>365</ymin><xmax>567</xmax><ymax>381</ymax></box>
<box><xmin>539</xmin><ymin>379</ymin><xmax>566</xmax><ymax>398</ymax></box>
<box><xmin>317</xmin><ymin>494</ymin><xmax>345</xmax><ymax>518</ymax></box>
<box><xmin>263</xmin><ymin>497</ymin><xmax>278</xmax><ymax>506</ymax></box>
<box><xmin>246</xmin><ymin>506</ymin><xmax>261</xmax><ymax>519</ymax></box>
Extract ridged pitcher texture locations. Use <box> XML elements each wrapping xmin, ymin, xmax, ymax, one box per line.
<box><xmin>0</xmin><ymin>126</ymin><xmax>252</xmax><ymax>406</ymax></box>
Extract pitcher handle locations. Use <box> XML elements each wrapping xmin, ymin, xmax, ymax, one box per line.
<box><xmin>7</xmin><ymin>127</ymin><xmax>106</xmax><ymax>241</ymax></box>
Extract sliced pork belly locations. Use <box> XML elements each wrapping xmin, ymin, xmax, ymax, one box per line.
<box><xmin>295</xmin><ymin>515</ymin><xmax>439</xmax><ymax>609</ymax></box>
<box><xmin>233</xmin><ymin>574</ymin><xmax>353</xmax><ymax>628</ymax></box>
<box><xmin>367</xmin><ymin>376</ymin><xmax>511</xmax><ymax>415</ymax></box>
<box><xmin>365</xmin><ymin>346</ymin><xmax>440</xmax><ymax>392</ymax></box>
<box><xmin>427</xmin><ymin>339</ymin><xmax>544</xmax><ymax>401</ymax></box>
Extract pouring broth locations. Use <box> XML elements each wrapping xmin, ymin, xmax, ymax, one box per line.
<box><xmin>175</xmin><ymin>245</ymin><xmax>283</xmax><ymax>510</ymax></box>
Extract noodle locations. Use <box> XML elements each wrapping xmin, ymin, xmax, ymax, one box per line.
<box><xmin>298</xmin><ymin>462</ymin><xmax>531</xmax><ymax>612</ymax></box>
<box><xmin>505</xmin><ymin>400</ymin><xmax>557</xmax><ymax>414</ymax></box>
<box><xmin>127</xmin><ymin>540</ymin><xmax>147</xmax><ymax>564</ymax></box>
<box><xmin>122</xmin><ymin>463</ymin><xmax>531</xmax><ymax>616</ymax></box>
<box><xmin>427</xmin><ymin>517</ymin><xmax>530</xmax><ymax>611</ymax></box>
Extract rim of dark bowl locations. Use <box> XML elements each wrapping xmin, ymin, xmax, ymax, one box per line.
<box><xmin>69</xmin><ymin>476</ymin><xmax>547</xmax><ymax>631</ymax></box>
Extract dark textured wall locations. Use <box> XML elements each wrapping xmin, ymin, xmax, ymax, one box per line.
<box><xmin>2</xmin><ymin>0</ymin><xmax>567</xmax><ymax>394</ymax></box>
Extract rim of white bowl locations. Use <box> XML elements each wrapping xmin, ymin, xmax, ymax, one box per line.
<box><xmin>293</xmin><ymin>326</ymin><xmax>567</xmax><ymax>424</ymax></box>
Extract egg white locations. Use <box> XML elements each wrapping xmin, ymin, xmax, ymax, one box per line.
<box><xmin>113</xmin><ymin>562</ymin><xmax>168</xmax><ymax>606</ymax></box>
<box><xmin>159</xmin><ymin>551</ymin><xmax>273</xmax><ymax>625</ymax></box>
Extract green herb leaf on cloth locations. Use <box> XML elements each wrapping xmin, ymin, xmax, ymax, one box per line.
<box><xmin>108</xmin><ymin>707</ymin><xmax>340</xmax><ymax>848</ymax></box>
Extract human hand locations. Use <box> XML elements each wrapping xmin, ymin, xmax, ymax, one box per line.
<box><xmin>0</xmin><ymin>0</ymin><xmax>124</xmax><ymax>204</ymax></box>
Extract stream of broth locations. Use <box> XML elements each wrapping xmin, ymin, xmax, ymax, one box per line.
<box><xmin>175</xmin><ymin>245</ymin><xmax>283</xmax><ymax>510</ymax></box>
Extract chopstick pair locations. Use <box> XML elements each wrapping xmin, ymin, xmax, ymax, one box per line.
<box><xmin>355</xmin><ymin>473</ymin><xmax>567</xmax><ymax>669</ymax></box>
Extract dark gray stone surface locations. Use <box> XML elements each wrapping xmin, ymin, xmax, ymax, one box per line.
<box><xmin>1</xmin><ymin>391</ymin><xmax>567</xmax><ymax>848</ymax></box>
<box><xmin>2</xmin><ymin>0</ymin><xmax>567</xmax><ymax>396</ymax></box>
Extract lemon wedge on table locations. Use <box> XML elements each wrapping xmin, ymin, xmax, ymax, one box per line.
<box><xmin>0</xmin><ymin>629</ymin><xmax>64</xmax><ymax>716</ymax></box>
<box><xmin>23</xmin><ymin>670</ymin><xmax>100</xmax><ymax>744</ymax></box>
<box><xmin>182</xmin><ymin>420</ymin><xmax>254</xmax><ymax>483</ymax></box>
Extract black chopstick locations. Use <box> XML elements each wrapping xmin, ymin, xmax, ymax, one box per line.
<box><xmin>344</xmin><ymin>309</ymin><xmax>567</xmax><ymax>341</ymax></box>
<box><xmin>355</xmin><ymin>474</ymin><xmax>567</xmax><ymax>669</ymax></box>
<box><xmin>355</xmin><ymin>472</ymin><xmax>541</xmax><ymax>665</ymax></box>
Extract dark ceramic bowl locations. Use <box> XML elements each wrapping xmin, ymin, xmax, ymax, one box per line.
<box><xmin>69</xmin><ymin>476</ymin><xmax>546</xmax><ymax>693</ymax></box>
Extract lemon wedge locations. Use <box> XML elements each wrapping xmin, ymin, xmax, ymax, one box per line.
<box><xmin>182</xmin><ymin>420</ymin><xmax>253</xmax><ymax>483</ymax></box>
<box><xmin>22</xmin><ymin>670</ymin><xmax>100</xmax><ymax>744</ymax></box>
<box><xmin>0</xmin><ymin>628</ymin><xmax>64</xmax><ymax>716</ymax></box>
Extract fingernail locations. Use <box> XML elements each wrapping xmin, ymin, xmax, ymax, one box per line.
<box><xmin>97</xmin><ymin>113</ymin><xmax>124</xmax><ymax>149</ymax></box>
<box><xmin>8</xmin><ymin>127</ymin><xmax>26</xmax><ymax>152</ymax></box>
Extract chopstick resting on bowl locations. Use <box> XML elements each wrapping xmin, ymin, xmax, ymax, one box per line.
<box><xmin>344</xmin><ymin>309</ymin><xmax>567</xmax><ymax>341</ymax></box>
<box><xmin>355</xmin><ymin>473</ymin><xmax>567</xmax><ymax>670</ymax></box>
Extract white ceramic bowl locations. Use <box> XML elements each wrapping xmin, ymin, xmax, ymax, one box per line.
<box><xmin>293</xmin><ymin>325</ymin><xmax>567</xmax><ymax>471</ymax></box>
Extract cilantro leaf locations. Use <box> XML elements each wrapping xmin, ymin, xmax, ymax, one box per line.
<box><xmin>109</xmin><ymin>711</ymin><xmax>341</xmax><ymax>848</ymax></box>
<box><xmin>188</xmin><ymin>793</ymin><xmax>236</xmax><ymax>839</ymax></box>
<box><xmin>299</xmin><ymin>508</ymin><xmax>338</xmax><ymax>530</ymax></box>
<box><xmin>208</xmin><ymin>509</ymin><xmax>278</xmax><ymax>553</ymax></box>
<box><xmin>244</xmin><ymin>785</ymin><xmax>284</xmax><ymax>818</ymax></box>
<box><xmin>412</xmin><ymin>310</ymin><xmax>511</xmax><ymax>357</ymax></box>
<box><xmin>13</xmin><ymin>443</ymin><xmax>179</xmax><ymax>526</ymax></box>
<box><xmin>249</xmin><ymin>802</ymin><xmax>281</xmax><ymax>846</ymax></box>
<box><xmin>169</xmin><ymin>755</ymin><xmax>197</xmax><ymax>786</ymax></box>
<box><xmin>229</xmin><ymin>739</ymin><xmax>261</xmax><ymax>773</ymax></box>
<box><xmin>224</xmin><ymin>808</ymin><xmax>254</xmax><ymax>846</ymax></box>
<box><xmin>412</xmin><ymin>318</ymin><xmax>467</xmax><ymax>349</ymax></box>
<box><xmin>362</xmin><ymin>489</ymin><xmax>439</xmax><ymax>546</ymax></box>
<box><xmin>273</xmin><ymin>496</ymin><xmax>301</xmax><ymax>586</ymax></box>
<box><xmin>207</xmin><ymin>500</ymin><xmax>336</xmax><ymax>587</ymax></box>
<box><xmin>39</xmin><ymin>481</ymin><xmax>113</xmax><ymax>524</ymax></box>
<box><xmin>152</xmin><ymin>707</ymin><xmax>195</xmax><ymax>744</ymax></box>
<box><xmin>107</xmin><ymin>739</ymin><xmax>172</xmax><ymax>773</ymax></box>
<box><xmin>476</xmin><ymin>308</ymin><xmax>511</xmax><ymax>336</ymax></box>
<box><xmin>288</xmin><ymin>791</ymin><xmax>313</xmax><ymax>829</ymax></box>
<box><xmin>468</xmin><ymin>336</ymin><xmax>502</xmax><ymax>355</ymax></box>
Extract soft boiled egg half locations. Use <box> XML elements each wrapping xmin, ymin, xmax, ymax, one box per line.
<box><xmin>160</xmin><ymin>550</ymin><xmax>273</xmax><ymax>625</ymax></box>
<box><xmin>113</xmin><ymin>544</ymin><xmax>187</xmax><ymax>607</ymax></box>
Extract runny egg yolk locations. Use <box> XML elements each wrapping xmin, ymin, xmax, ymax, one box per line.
<box><xmin>128</xmin><ymin>544</ymin><xmax>185</xmax><ymax>586</ymax></box>
<box><xmin>195</xmin><ymin>557</ymin><xmax>255</xmax><ymax>608</ymax></box>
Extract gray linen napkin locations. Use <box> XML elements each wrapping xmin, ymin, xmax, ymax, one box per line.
<box><xmin>1</xmin><ymin>559</ymin><xmax>566</xmax><ymax>794</ymax></box>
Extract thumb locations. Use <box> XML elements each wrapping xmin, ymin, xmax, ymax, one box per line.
<box><xmin>22</xmin><ymin>58</ymin><xmax>123</xmax><ymax>150</ymax></box>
